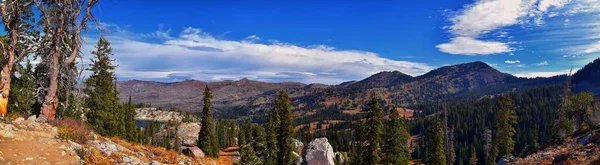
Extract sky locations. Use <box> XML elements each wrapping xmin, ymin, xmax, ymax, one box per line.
<box><xmin>43</xmin><ymin>0</ymin><xmax>600</xmax><ymax>84</ymax></box>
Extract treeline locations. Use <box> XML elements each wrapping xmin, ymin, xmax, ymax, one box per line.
<box><xmin>409</xmin><ymin>79</ymin><xmax>600</xmax><ymax>165</ymax></box>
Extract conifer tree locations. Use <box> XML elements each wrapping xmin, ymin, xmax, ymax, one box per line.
<box><xmin>483</xmin><ymin>128</ymin><xmax>495</xmax><ymax>165</ymax></box>
<box><xmin>198</xmin><ymin>86</ymin><xmax>218</xmax><ymax>157</ymax></box>
<box><xmin>494</xmin><ymin>94</ymin><xmax>517</xmax><ymax>157</ymax></box>
<box><xmin>426</xmin><ymin>122</ymin><xmax>446</xmax><ymax>165</ymax></box>
<box><xmin>350</xmin><ymin>121</ymin><xmax>366</xmax><ymax>165</ymax></box>
<box><xmin>363</xmin><ymin>95</ymin><xmax>383</xmax><ymax>165</ymax></box>
<box><xmin>85</xmin><ymin>38</ymin><xmax>122</xmax><ymax>136</ymax></box>
<box><xmin>8</xmin><ymin>61</ymin><xmax>36</xmax><ymax>115</ymax></box>
<box><xmin>382</xmin><ymin>109</ymin><xmax>410</xmax><ymax>165</ymax></box>
<box><xmin>555</xmin><ymin>72</ymin><xmax>573</xmax><ymax>139</ymax></box>
<box><xmin>469</xmin><ymin>146</ymin><xmax>478</xmax><ymax>165</ymax></box>
<box><xmin>276</xmin><ymin>90</ymin><xmax>295</xmax><ymax>165</ymax></box>
<box><xmin>265</xmin><ymin>106</ymin><xmax>280</xmax><ymax>165</ymax></box>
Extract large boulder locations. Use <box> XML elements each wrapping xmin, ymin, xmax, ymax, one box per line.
<box><xmin>183</xmin><ymin>146</ymin><xmax>205</xmax><ymax>158</ymax></box>
<box><xmin>305</xmin><ymin>137</ymin><xmax>335</xmax><ymax>165</ymax></box>
<box><xmin>176</xmin><ymin>122</ymin><xmax>200</xmax><ymax>146</ymax></box>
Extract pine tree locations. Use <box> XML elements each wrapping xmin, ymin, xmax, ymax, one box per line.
<box><xmin>350</xmin><ymin>121</ymin><xmax>366</xmax><ymax>165</ymax></box>
<box><xmin>495</xmin><ymin>94</ymin><xmax>518</xmax><ymax>157</ymax></box>
<box><xmin>198</xmin><ymin>86</ymin><xmax>218</xmax><ymax>157</ymax></box>
<box><xmin>426</xmin><ymin>122</ymin><xmax>446</xmax><ymax>165</ymax></box>
<box><xmin>483</xmin><ymin>128</ymin><xmax>495</xmax><ymax>165</ymax></box>
<box><xmin>265</xmin><ymin>105</ymin><xmax>280</xmax><ymax>165</ymax></box>
<box><xmin>382</xmin><ymin>109</ymin><xmax>410</xmax><ymax>165</ymax></box>
<box><xmin>555</xmin><ymin>72</ymin><xmax>573</xmax><ymax>139</ymax></box>
<box><xmin>469</xmin><ymin>146</ymin><xmax>478</xmax><ymax>165</ymax></box>
<box><xmin>443</xmin><ymin>107</ymin><xmax>456</xmax><ymax>165</ymax></box>
<box><xmin>276</xmin><ymin>91</ymin><xmax>295</xmax><ymax>165</ymax></box>
<box><xmin>8</xmin><ymin>61</ymin><xmax>36</xmax><ymax>115</ymax></box>
<box><xmin>85</xmin><ymin>38</ymin><xmax>122</xmax><ymax>136</ymax></box>
<box><xmin>363</xmin><ymin>95</ymin><xmax>383</xmax><ymax>165</ymax></box>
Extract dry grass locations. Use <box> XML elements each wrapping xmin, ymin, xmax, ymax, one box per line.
<box><xmin>50</xmin><ymin>117</ymin><xmax>93</xmax><ymax>143</ymax></box>
<box><xmin>84</xmin><ymin>148</ymin><xmax>112</xmax><ymax>165</ymax></box>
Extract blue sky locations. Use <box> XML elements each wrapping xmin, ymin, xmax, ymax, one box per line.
<box><xmin>75</xmin><ymin>0</ymin><xmax>600</xmax><ymax>84</ymax></box>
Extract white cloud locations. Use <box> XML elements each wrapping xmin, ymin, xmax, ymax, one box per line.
<box><xmin>536</xmin><ymin>61</ymin><xmax>550</xmax><ymax>66</ymax></box>
<box><xmin>437</xmin><ymin>0</ymin><xmax>596</xmax><ymax>55</ymax></box>
<box><xmin>505</xmin><ymin>60</ymin><xmax>521</xmax><ymax>64</ymax></box>
<box><xmin>513</xmin><ymin>70</ymin><xmax>569</xmax><ymax>77</ymax></box>
<box><xmin>244</xmin><ymin>35</ymin><xmax>260</xmax><ymax>42</ymax></box>
<box><xmin>89</xmin><ymin>27</ymin><xmax>432</xmax><ymax>84</ymax></box>
<box><xmin>436</xmin><ymin>37</ymin><xmax>512</xmax><ymax>55</ymax></box>
<box><xmin>584</xmin><ymin>41</ymin><xmax>600</xmax><ymax>53</ymax></box>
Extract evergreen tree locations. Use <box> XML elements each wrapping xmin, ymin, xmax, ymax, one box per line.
<box><xmin>350</xmin><ymin>121</ymin><xmax>366</xmax><ymax>165</ymax></box>
<box><xmin>8</xmin><ymin>61</ymin><xmax>36</xmax><ymax>115</ymax></box>
<box><xmin>276</xmin><ymin>91</ymin><xmax>295</xmax><ymax>165</ymax></box>
<box><xmin>363</xmin><ymin>95</ymin><xmax>383</xmax><ymax>165</ymax></box>
<box><xmin>265</xmin><ymin>106</ymin><xmax>280</xmax><ymax>165</ymax></box>
<box><xmin>426</xmin><ymin>122</ymin><xmax>446</xmax><ymax>165</ymax></box>
<box><xmin>443</xmin><ymin>108</ymin><xmax>456</xmax><ymax>165</ymax></box>
<box><xmin>85</xmin><ymin>38</ymin><xmax>123</xmax><ymax>137</ymax></box>
<box><xmin>494</xmin><ymin>94</ymin><xmax>518</xmax><ymax>157</ymax></box>
<box><xmin>382</xmin><ymin>109</ymin><xmax>410</xmax><ymax>165</ymax></box>
<box><xmin>483</xmin><ymin>128</ymin><xmax>495</xmax><ymax>165</ymax></box>
<box><xmin>555</xmin><ymin>74</ymin><xmax>573</xmax><ymax>139</ymax></box>
<box><xmin>198</xmin><ymin>86</ymin><xmax>218</xmax><ymax>157</ymax></box>
<box><xmin>469</xmin><ymin>146</ymin><xmax>478</xmax><ymax>165</ymax></box>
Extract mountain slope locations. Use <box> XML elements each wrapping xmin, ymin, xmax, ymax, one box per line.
<box><xmin>573</xmin><ymin>58</ymin><xmax>600</xmax><ymax>94</ymax></box>
<box><xmin>118</xmin><ymin>60</ymin><xmax>595</xmax><ymax>121</ymax></box>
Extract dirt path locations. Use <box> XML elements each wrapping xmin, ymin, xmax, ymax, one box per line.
<box><xmin>0</xmin><ymin>118</ymin><xmax>80</xmax><ymax>165</ymax></box>
<box><xmin>216</xmin><ymin>146</ymin><xmax>239</xmax><ymax>165</ymax></box>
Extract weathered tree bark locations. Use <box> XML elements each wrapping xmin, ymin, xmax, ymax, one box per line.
<box><xmin>0</xmin><ymin>0</ymin><xmax>32</xmax><ymax>117</ymax></box>
<box><xmin>37</xmin><ymin>0</ymin><xmax>99</xmax><ymax>120</ymax></box>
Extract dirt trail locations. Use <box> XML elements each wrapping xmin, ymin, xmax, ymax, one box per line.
<box><xmin>0</xmin><ymin>118</ymin><xmax>80</xmax><ymax>165</ymax></box>
<box><xmin>216</xmin><ymin>146</ymin><xmax>239</xmax><ymax>165</ymax></box>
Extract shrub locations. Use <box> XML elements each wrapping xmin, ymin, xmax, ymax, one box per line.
<box><xmin>57</xmin><ymin>126</ymin><xmax>74</xmax><ymax>141</ymax></box>
<box><xmin>5</xmin><ymin>112</ymin><xmax>25</xmax><ymax>121</ymax></box>
<box><xmin>50</xmin><ymin>117</ymin><xmax>93</xmax><ymax>143</ymax></box>
<box><xmin>84</xmin><ymin>148</ymin><xmax>112</xmax><ymax>165</ymax></box>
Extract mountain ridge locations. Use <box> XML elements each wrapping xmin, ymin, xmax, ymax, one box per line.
<box><xmin>118</xmin><ymin>60</ymin><xmax>599</xmax><ymax>121</ymax></box>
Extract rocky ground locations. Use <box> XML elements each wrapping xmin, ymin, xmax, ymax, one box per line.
<box><xmin>0</xmin><ymin>116</ymin><xmax>213</xmax><ymax>165</ymax></box>
<box><xmin>509</xmin><ymin>129</ymin><xmax>600</xmax><ymax>165</ymax></box>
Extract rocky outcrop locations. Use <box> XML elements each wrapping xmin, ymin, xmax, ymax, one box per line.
<box><xmin>135</xmin><ymin>107</ymin><xmax>183</xmax><ymax>122</ymax></box>
<box><xmin>305</xmin><ymin>137</ymin><xmax>335</xmax><ymax>165</ymax></box>
<box><xmin>511</xmin><ymin>129</ymin><xmax>600</xmax><ymax>164</ymax></box>
<box><xmin>182</xmin><ymin>146</ymin><xmax>205</xmax><ymax>158</ymax></box>
<box><xmin>176</xmin><ymin>122</ymin><xmax>201</xmax><ymax>146</ymax></box>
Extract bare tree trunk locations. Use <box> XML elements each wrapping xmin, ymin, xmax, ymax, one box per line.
<box><xmin>0</xmin><ymin>29</ymin><xmax>18</xmax><ymax>117</ymax></box>
<box><xmin>40</xmin><ymin>52</ymin><xmax>59</xmax><ymax>120</ymax></box>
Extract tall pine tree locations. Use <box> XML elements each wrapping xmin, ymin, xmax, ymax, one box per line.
<box><xmin>363</xmin><ymin>95</ymin><xmax>383</xmax><ymax>165</ymax></box>
<box><xmin>426</xmin><ymin>121</ymin><xmax>446</xmax><ymax>165</ymax></box>
<box><xmin>265</xmin><ymin>104</ymin><xmax>280</xmax><ymax>165</ymax></box>
<box><xmin>382</xmin><ymin>109</ymin><xmax>410</xmax><ymax>165</ymax></box>
<box><xmin>85</xmin><ymin>38</ymin><xmax>122</xmax><ymax>137</ymax></box>
<box><xmin>494</xmin><ymin>94</ymin><xmax>517</xmax><ymax>157</ymax></box>
<box><xmin>276</xmin><ymin>91</ymin><xmax>296</xmax><ymax>165</ymax></box>
<box><xmin>198</xmin><ymin>86</ymin><xmax>218</xmax><ymax>157</ymax></box>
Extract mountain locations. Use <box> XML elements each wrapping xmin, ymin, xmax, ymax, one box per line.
<box><xmin>117</xmin><ymin>78</ymin><xmax>309</xmax><ymax>117</ymax></box>
<box><xmin>573</xmin><ymin>58</ymin><xmax>600</xmax><ymax>94</ymax></box>
<box><xmin>117</xmin><ymin>60</ymin><xmax>588</xmax><ymax>121</ymax></box>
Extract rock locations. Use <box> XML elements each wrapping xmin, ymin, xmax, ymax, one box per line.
<box><xmin>35</xmin><ymin>116</ymin><xmax>47</xmax><ymax>123</ymax></box>
<box><xmin>0</xmin><ymin>130</ymin><xmax>15</xmax><ymax>138</ymax></box>
<box><xmin>579</xmin><ymin>134</ymin><xmax>593</xmax><ymax>145</ymax></box>
<box><xmin>151</xmin><ymin>160</ymin><xmax>162</xmax><ymax>165</ymax></box>
<box><xmin>25</xmin><ymin>157</ymin><xmax>34</xmax><ymax>161</ymax></box>
<box><xmin>176</xmin><ymin>122</ymin><xmax>200</xmax><ymax>146</ymax></box>
<box><xmin>293</xmin><ymin>138</ymin><xmax>304</xmax><ymax>154</ymax></box>
<box><xmin>293</xmin><ymin>152</ymin><xmax>303</xmax><ymax>165</ymax></box>
<box><xmin>182</xmin><ymin>146</ymin><xmax>205</xmax><ymax>158</ymax></box>
<box><xmin>305</xmin><ymin>137</ymin><xmax>335</xmax><ymax>165</ymax></box>
<box><xmin>334</xmin><ymin>152</ymin><xmax>345</xmax><ymax>165</ymax></box>
<box><xmin>60</xmin><ymin>151</ymin><xmax>66</xmax><ymax>156</ymax></box>
<box><xmin>12</xmin><ymin>117</ymin><xmax>24</xmax><ymax>123</ymax></box>
<box><xmin>27</xmin><ymin>115</ymin><xmax>37</xmax><ymax>122</ymax></box>
<box><xmin>94</xmin><ymin>141</ymin><xmax>120</xmax><ymax>156</ymax></box>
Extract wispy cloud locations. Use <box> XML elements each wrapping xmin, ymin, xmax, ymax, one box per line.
<box><xmin>536</xmin><ymin>61</ymin><xmax>549</xmax><ymax>66</ymax></box>
<box><xmin>437</xmin><ymin>0</ymin><xmax>600</xmax><ymax>55</ymax></box>
<box><xmin>505</xmin><ymin>60</ymin><xmax>521</xmax><ymax>64</ymax></box>
<box><xmin>84</xmin><ymin>27</ymin><xmax>433</xmax><ymax>84</ymax></box>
